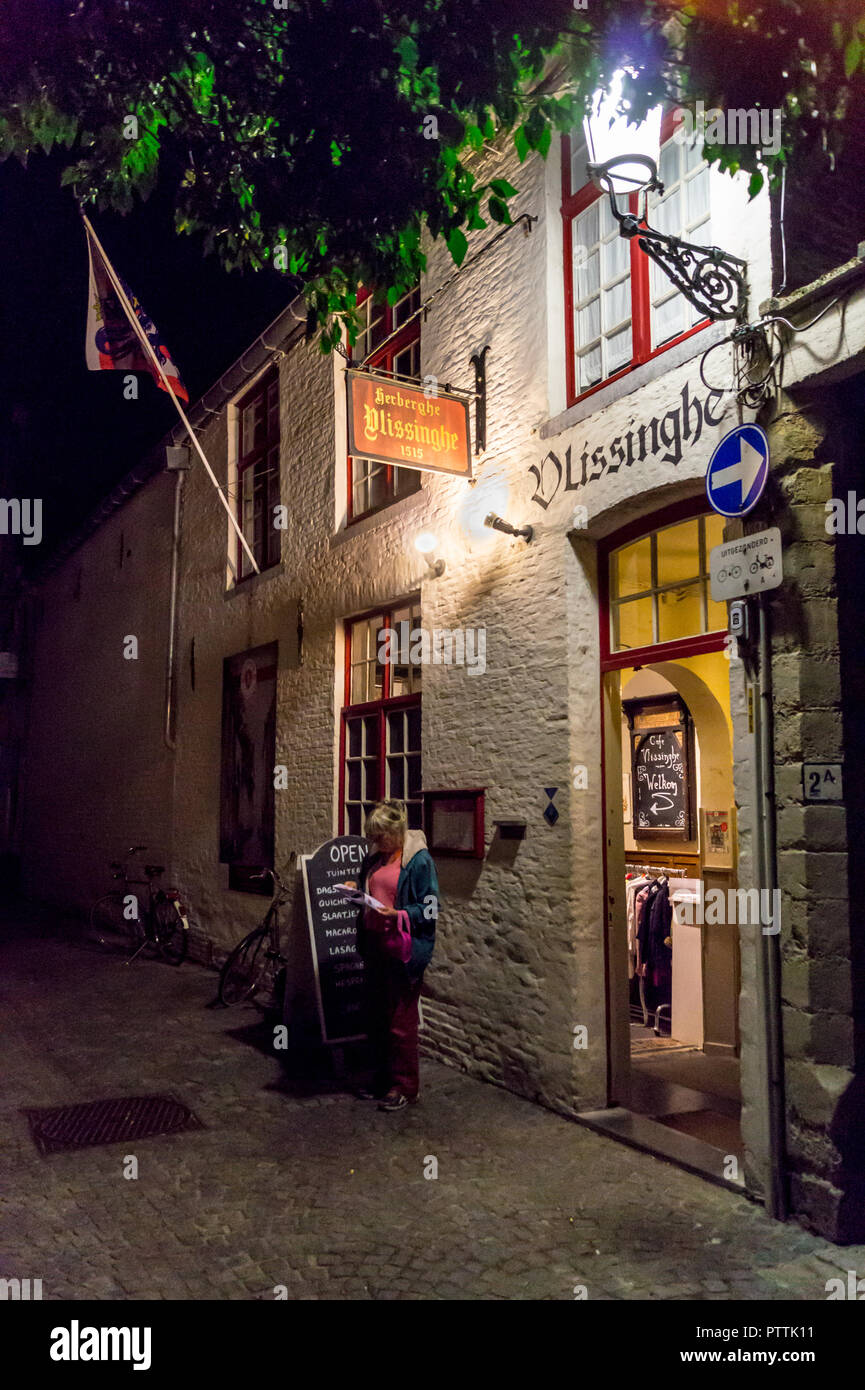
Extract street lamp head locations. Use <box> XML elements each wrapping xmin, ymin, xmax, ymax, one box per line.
<box><xmin>583</xmin><ymin>71</ymin><xmax>748</xmax><ymax>324</ymax></box>
<box><xmin>584</xmin><ymin>70</ymin><xmax>663</xmax><ymax>199</ymax></box>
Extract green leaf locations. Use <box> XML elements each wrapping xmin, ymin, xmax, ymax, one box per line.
<box><xmin>488</xmin><ymin>195</ymin><xmax>511</xmax><ymax>225</ymax></box>
<box><xmin>514</xmin><ymin>125</ymin><xmax>530</xmax><ymax>161</ymax></box>
<box><xmin>446</xmin><ymin>227</ymin><xmax>468</xmax><ymax>265</ymax></box>
<box><xmin>489</xmin><ymin>177</ymin><xmax>518</xmax><ymax>198</ymax></box>
<box><xmin>466</xmin><ymin>123</ymin><xmax>483</xmax><ymax>151</ymax></box>
<box><xmin>748</xmin><ymin>169</ymin><xmax>764</xmax><ymax>198</ymax></box>
<box><xmin>535</xmin><ymin>124</ymin><xmax>552</xmax><ymax>160</ymax></box>
<box><xmin>844</xmin><ymin>36</ymin><xmax>862</xmax><ymax>77</ymax></box>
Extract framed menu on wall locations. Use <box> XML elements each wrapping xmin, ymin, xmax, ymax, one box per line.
<box><xmin>623</xmin><ymin>695</ymin><xmax>695</xmax><ymax>842</ymax></box>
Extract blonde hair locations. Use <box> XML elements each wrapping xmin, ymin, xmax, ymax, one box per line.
<box><xmin>365</xmin><ymin>799</ymin><xmax>408</xmax><ymax>841</ymax></box>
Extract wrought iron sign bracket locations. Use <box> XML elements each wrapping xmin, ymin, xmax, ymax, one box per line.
<box><xmin>588</xmin><ymin>155</ymin><xmax>749</xmax><ymax>324</ymax></box>
<box><xmin>469</xmin><ymin>345</ymin><xmax>489</xmax><ymax>455</ymax></box>
<box><xmin>620</xmin><ymin>214</ymin><xmax>748</xmax><ymax>324</ymax></box>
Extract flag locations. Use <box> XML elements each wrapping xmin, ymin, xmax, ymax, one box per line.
<box><xmin>84</xmin><ymin>223</ymin><xmax>188</xmax><ymax>401</ymax></box>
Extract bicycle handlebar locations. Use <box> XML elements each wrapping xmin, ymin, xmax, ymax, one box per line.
<box><xmin>250</xmin><ymin>854</ymin><xmax>297</xmax><ymax>894</ymax></box>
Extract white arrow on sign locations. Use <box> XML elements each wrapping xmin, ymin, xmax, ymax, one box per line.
<box><xmin>712</xmin><ymin>437</ymin><xmax>765</xmax><ymax>504</ymax></box>
<box><xmin>650</xmin><ymin>795</ymin><xmax>675</xmax><ymax>813</ymax></box>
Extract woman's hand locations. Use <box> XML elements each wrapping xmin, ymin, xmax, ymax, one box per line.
<box><xmin>340</xmin><ymin>880</ymin><xmax>358</xmax><ymax>890</ymax></box>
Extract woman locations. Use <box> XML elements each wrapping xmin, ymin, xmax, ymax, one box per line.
<box><xmin>345</xmin><ymin>800</ymin><xmax>438</xmax><ymax>1111</ymax></box>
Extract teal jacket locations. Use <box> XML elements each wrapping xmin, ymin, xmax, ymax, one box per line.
<box><xmin>357</xmin><ymin>829</ymin><xmax>439</xmax><ymax>982</ymax></box>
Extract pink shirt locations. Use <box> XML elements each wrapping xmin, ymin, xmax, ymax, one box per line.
<box><xmin>365</xmin><ymin>857</ymin><xmax>411</xmax><ymax>963</ymax></box>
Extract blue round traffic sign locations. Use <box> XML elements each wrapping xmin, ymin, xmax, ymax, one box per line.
<box><xmin>705</xmin><ymin>424</ymin><xmax>769</xmax><ymax>518</ymax></box>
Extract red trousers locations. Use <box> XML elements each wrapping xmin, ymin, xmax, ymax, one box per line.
<box><xmin>365</xmin><ymin>957</ymin><xmax>423</xmax><ymax>1100</ymax></box>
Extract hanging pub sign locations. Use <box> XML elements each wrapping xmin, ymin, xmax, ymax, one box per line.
<box><xmin>623</xmin><ymin>694</ymin><xmax>695</xmax><ymax>841</ymax></box>
<box><xmin>346</xmin><ymin>369</ymin><xmax>472</xmax><ymax>478</ymax></box>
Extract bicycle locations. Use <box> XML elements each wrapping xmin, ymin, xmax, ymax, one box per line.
<box><xmin>90</xmin><ymin>847</ymin><xmax>191</xmax><ymax>966</ymax></box>
<box><xmin>218</xmin><ymin>856</ymin><xmax>296</xmax><ymax>1006</ymax></box>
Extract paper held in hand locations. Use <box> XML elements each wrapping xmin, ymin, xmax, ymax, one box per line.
<box><xmin>334</xmin><ymin>884</ymin><xmax>387</xmax><ymax>912</ymax></box>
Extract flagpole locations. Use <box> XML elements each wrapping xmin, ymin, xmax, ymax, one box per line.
<box><xmin>81</xmin><ymin>211</ymin><xmax>261</xmax><ymax>576</ymax></box>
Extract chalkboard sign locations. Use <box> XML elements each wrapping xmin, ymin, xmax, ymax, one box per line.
<box><xmin>624</xmin><ymin>695</ymin><xmax>693</xmax><ymax>842</ymax></box>
<box><xmin>302</xmin><ymin>835</ymin><xmax>369</xmax><ymax>1044</ymax></box>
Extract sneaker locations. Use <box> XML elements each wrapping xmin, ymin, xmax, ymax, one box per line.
<box><xmin>378</xmin><ymin>1091</ymin><xmax>415</xmax><ymax>1111</ymax></box>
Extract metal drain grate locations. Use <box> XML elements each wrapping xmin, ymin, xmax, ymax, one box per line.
<box><xmin>23</xmin><ymin>1093</ymin><xmax>204</xmax><ymax>1155</ymax></box>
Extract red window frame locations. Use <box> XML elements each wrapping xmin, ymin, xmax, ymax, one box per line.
<box><xmin>347</xmin><ymin>288</ymin><xmax>422</xmax><ymax>524</ymax></box>
<box><xmin>562</xmin><ymin>112</ymin><xmax>711</xmax><ymax>409</ymax></box>
<box><xmin>235</xmin><ymin>366</ymin><xmax>280</xmax><ymax>579</ymax></box>
<box><xmin>338</xmin><ymin>603</ymin><xmax>423</xmax><ymax>835</ymax></box>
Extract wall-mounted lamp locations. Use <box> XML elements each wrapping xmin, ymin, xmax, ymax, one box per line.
<box><xmin>414</xmin><ymin>530</ymin><xmax>445</xmax><ymax>577</ymax></box>
<box><xmin>484</xmin><ymin>512</ymin><xmax>533</xmax><ymax>543</ymax></box>
<box><xmin>585</xmin><ymin>71</ymin><xmax>748</xmax><ymax>323</ymax></box>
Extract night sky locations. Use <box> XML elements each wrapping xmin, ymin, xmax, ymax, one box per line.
<box><xmin>0</xmin><ymin>151</ymin><xmax>292</xmax><ymax>560</ymax></box>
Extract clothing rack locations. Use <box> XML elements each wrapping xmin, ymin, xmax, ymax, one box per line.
<box><xmin>624</xmin><ymin>863</ymin><xmax>696</xmax><ymax>1030</ymax></box>
<box><xmin>625</xmin><ymin>862</ymin><xmax>690</xmax><ymax>879</ymax></box>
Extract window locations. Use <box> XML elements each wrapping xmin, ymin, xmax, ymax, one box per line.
<box><xmin>348</xmin><ymin>287</ymin><xmax>422</xmax><ymax>521</ymax></box>
<box><xmin>236</xmin><ymin>368</ymin><xmax>280</xmax><ymax>579</ymax></box>
<box><xmin>219</xmin><ymin>643</ymin><xmax>277</xmax><ymax>893</ymax></box>
<box><xmin>563</xmin><ymin>119</ymin><xmax>713</xmax><ymax>404</ymax></box>
<box><xmin>610</xmin><ymin>513</ymin><xmax>727</xmax><ymax>652</ymax></box>
<box><xmin>340</xmin><ymin>602</ymin><xmax>423</xmax><ymax>834</ymax></box>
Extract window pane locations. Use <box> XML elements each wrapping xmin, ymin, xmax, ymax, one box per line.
<box><xmin>606</xmin><ymin>326</ymin><xmax>631</xmax><ymax>375</ymax></box>
<box><xmin>614</xmin><ymin>537</ymin><xmax>652</xmax><ymax>598</ymax></box>
<box><xmin>388</xmin><ymin>710</ymin><xmax>405</xmax><ymax>753</ymax></box>
<box><xmin>395</xmin><ymin>340</ymin><xmax>420</xmax><ymax>380</ymax></box>
<box><xmin>707</xmin><ymin>590</ymin><xmax>728</xmax><ymax>633</ymax></box>
<box><xmin>658</xmin><ymin>138</ymin><xmax>679</xmax><ymax>188</ymax></box>
<box><xmin>394</xmin><ymin>466</ymin><xmax>421</xmax><ymax>498</ymax></box>
<box><xmin>654</xmin><ymin>186</ymin><xmax>681</xmax><ymax>238</ymax></box>
<box><xmin>577</xmin><ymin>248</ymin><xmax>600</xmax><ymax>303</ymax></box>
<box><xmin>577</xmin><ymin>343</ymin><xmax>602</xmax><ymax>392</ymax></box>
<box><xmin>368</xmin><ymin>301</ymin><xmax>387</xmax><ymax>351</ymax></box>
<box><xmin>651</xmin><ymin>289</ymin><xmax>685</xmax><ymax>347</ymax></box>
<box><xmin>658</xmin><ymin>582</ymin><xmax>703</xmax><ymax>643</ymax></box>
<box><xmin>604</xmin><ymin>279</ymin><xmax>630</xmax><ymax>332</ymax></box>
<box><xmin>687</xmin><ymin>167</ymin><xmax>710</xmax><ymax>223</ymax></box>
<box><xmin>407</xmin><ymin>705</ymin><xmax>421</xmax><ymax>750</ymax></box>
<box><xmin>348</xmin><ymin>718</ymin><xmax>362</xmax><ymax>758</ymax></box>
<box><xmin>602</xmin><ymin>230</ymin><xmax>629</xmax><ymax>282</ymax></box>
<box><xmin>574</xmin><ymin>204</ymin><xmax>599</xmax><ymax>276</ymax></box>
<box><xmin>657</xmin><ymin>519</ymin><xmax>700</xmax><ymax>587</ymax></box>
<box><xmin>407</xmin><ymin>755</ymin><xmax>422</xmax><ymax>798</ymax></box>
<box><xmin>387</xmin><ymin>757</ymin><xmax>405</xmax><ymax>798</ymax></box>
<box><xmin>578</xmin><ymin>298</ymin><xmax>600</xmax><ymax>344</ymax></box>
<box><xmin>614</xmin><ymin>596</ymin><xmax>653</xmax><ymax>651</ymax></box>
<box><xmin>394</xmin><ymin>285</ymin><xmax>420</xmax><ymax>328</ymax></box>
<box><xmin>705</xmin><ymin>512</ymin><xmax>726</xmax><ymax>555</ymax></box>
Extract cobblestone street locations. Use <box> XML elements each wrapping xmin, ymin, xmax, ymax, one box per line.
<box><xmin>1</xmin><ymin>912</ymin><xmax>862</xmax><ymax>1302</ymax></box>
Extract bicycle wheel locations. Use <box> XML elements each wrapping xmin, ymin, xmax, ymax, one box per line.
<box><xmin>90</xmin><ymin>893</ymin><xmax>140</xmax><ymax>953</ymax></box>
<box><xmin>152</xmin><ymin>897</ymin><xmax>189</xmax><ymax>966</ymax></box>
<box><xmin>219</xmin><ymin>926</ymin><xmax>270</xmax><ymax>1005</ymax></box>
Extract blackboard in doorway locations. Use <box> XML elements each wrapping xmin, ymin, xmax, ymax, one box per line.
<box><xmin>624</xmin><ymin>695</ymin><xmax>694</xmax><ymax>841</ymax></box>
<box><xmin>302</xmin><ymin>834</ymin><xmax>369</xmax><ymax>1044</ymax></box>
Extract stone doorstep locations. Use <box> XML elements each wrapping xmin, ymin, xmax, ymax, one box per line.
<box><xmin>574</xmin><ymin>1106</ymin><xmax>748</xmax><ymax>1195</ymax></box>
